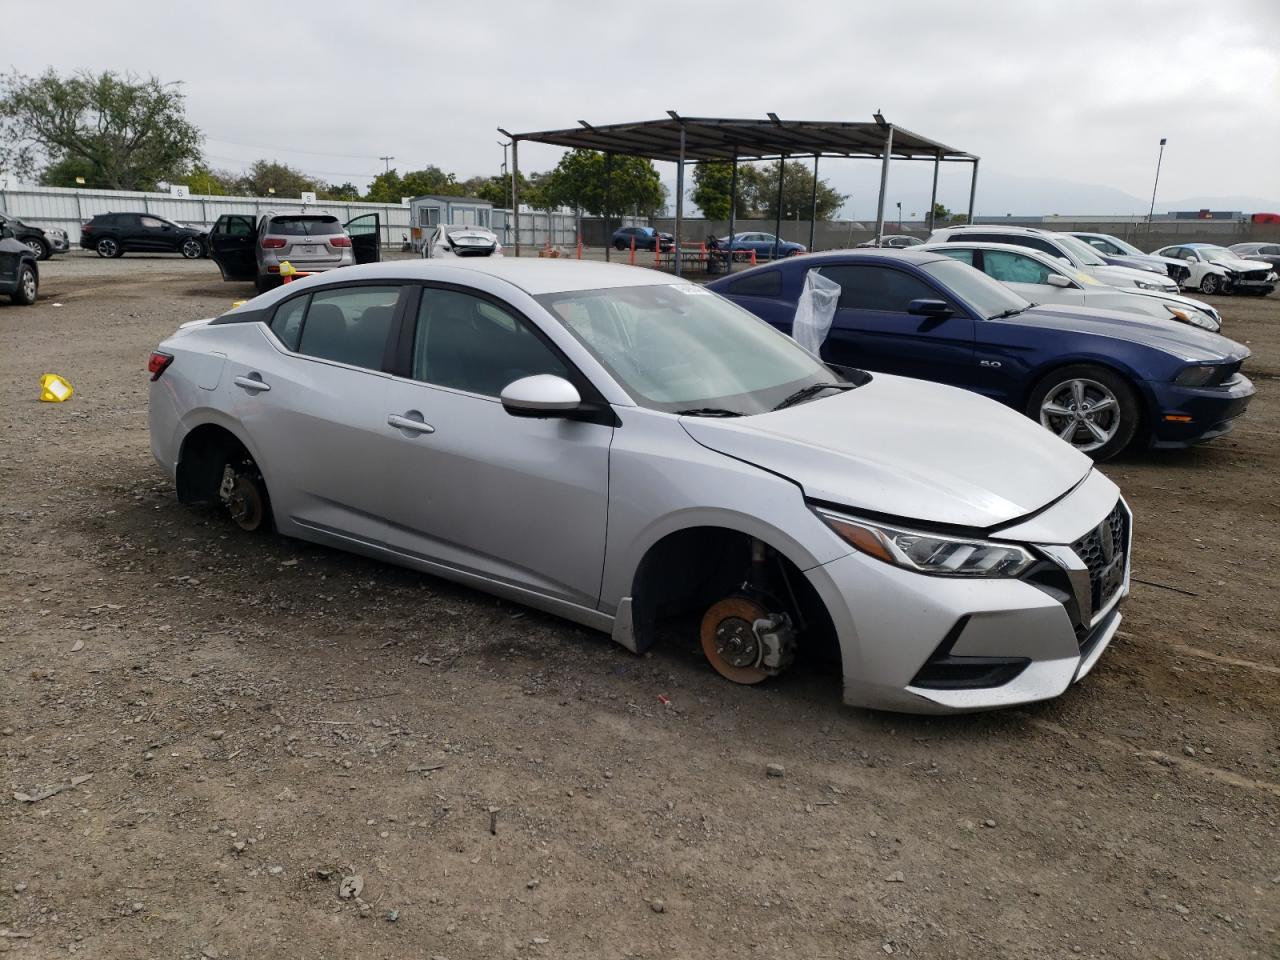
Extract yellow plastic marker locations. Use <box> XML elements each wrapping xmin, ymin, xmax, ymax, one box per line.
<box><xmin>231</xmin><ymin>300</ymin><xmax>247</xmax><ymax>308</ymax></box>
<box><xmin>39</xmin><ymin>373</ymin><xmax>74</xmax><ymax>402</ymax></box>
<box><xmin>279</xmin><ymin>260</ymin><xmax>296</xmax><ymax>279</ymax></box>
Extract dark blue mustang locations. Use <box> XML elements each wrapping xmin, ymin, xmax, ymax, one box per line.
<box><xmin>706</xmin><ymin>250</ymin><xmax>1254</xmax><ymax>460</ymax></box>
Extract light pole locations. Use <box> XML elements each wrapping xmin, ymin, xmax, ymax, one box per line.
<box><xmin>379</xmin><ymin>155</ymin><xmax>395</xmax><ymax>174</ymax></box>
<box><xmin>1147</xmin><ymin>138</ymin><xmax>1167</xmax><ymax>232</ymax></box>
<box><xmin>498</xmin><ymin>140</ymin><xmax>509</xmax><ymax>178</ymax></box>
<box><xmin>896</xmin><ymin>201</ymin><xmax>902</xmax><ymax>232</ymax></box>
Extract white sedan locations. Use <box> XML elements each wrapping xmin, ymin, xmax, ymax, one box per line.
<box><xmin>920</xmin><ymin>242</ymin><xmax>1222</xmax><ymax>331</ymax></box>
<box><xmin>1151</xmin><ymin>243</ymin><xmax>1276</xmax><ymax>296</ymax></box>
<box><xmin>422</xmin><ymin>224</ymin><xmax>503</xmax><ymax>259</ymax></box>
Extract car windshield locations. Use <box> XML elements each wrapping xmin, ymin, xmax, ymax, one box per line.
<box><xmin>1105</xmin><ymin>235</ymin><xmax>1145</xmax><ymax>256</ymax></box>
<box><xmin>1196</xmin><ymin>246</ymin><xmax>1235</xmax><ymax>263</ymax></box>
<box><xmin>268</xmin><ymin>216</ymin><xmax>341</xmax><ymax>236</ymax></box>
<box><xmin>1055</xmin><ymin>234</ymin><xmax>1107</xmax><ymax>266</ymax></box>
<box><xmin>919</xmin><ymin>258</ymin><xmax>1031</xmax><ymax>319</ymax></box>
<box><xmin>537</xmin><ymin>284</ymin><xmax>852</xmax><ymax>415</ymax></box>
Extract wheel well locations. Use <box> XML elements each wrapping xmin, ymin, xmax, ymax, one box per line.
<box><xmin>175</xmin><ymin>424</ymin><xmax>255</xmax><ymax>505</ymax></box>
<box><xmin>629</xmin><ymin>526</ymin><xmax>837</xmax><ymax>661</ymax></box>
<box><xmin>1023</xmin><ymin>360</ymin><xmax>1150</xmax><ymax>442</ymax></box>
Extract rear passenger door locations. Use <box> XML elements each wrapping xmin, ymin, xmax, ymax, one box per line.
<box><xmin>209</xmin><ymin>215</ymin><xmax>258</xmax><ymax>281</ymax></box>
<box><xmin>345</xmin><ymin>214</ymin><xmax>382</xmax><ymax>265</ymax></box>
<box><xmin>226</xmin><ymin>283</ymin><xmax>405</xmax><ymax>537</ymax></box>
<box><xmin>816</xmin><ymin>263</ymin><xmax>976</xmax><ymax>386</ymax></box>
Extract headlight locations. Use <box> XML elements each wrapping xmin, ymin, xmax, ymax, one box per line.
<box><xmin>816</xmin><ymin>510</ymin><xmax>1035</xmax><ymax>578</ymax></box>
<box><xmin>1174</xmin><ymin>364</ymin><xmax>1219</xmax><ymax>387</ymax></box>
<box><xmin>1166</xmin><ymin>306</ymin><xmax>1218</xmax><ymax>331</ymax></box>
<box><xmin>1133</xmin><ymin>280</ymin><xmax>1160</xmax><ymax>290</ymax></box>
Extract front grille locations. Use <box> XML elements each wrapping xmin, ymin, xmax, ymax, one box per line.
<box><xmin>1239</xmin><ymin>269</ymin><xmax>1271</xmax><ymax>283</ymax></box>
<box><xmin>1071</xmin><ymin>501</ymin><xmax>1128</xmax><ymax>616</ymax></box>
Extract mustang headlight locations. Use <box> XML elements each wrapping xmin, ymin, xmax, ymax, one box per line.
<box><xmin>817</xmin><ymin>510</ymin><xmax>1035</xmax><ymax>578</ymax></box>
<box><xmin>1174</xmin><ymin>364</ymin><xmax>1220</xmax><ymax>387</ymax></box>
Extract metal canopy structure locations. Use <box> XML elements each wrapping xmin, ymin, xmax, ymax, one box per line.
<box><xmin>498</xmin><ymin>112</ymin><xmax>980</xmax><ymax>273</ymax></box>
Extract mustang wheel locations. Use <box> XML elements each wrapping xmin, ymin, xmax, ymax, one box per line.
<box><xmin>1029</xmin><ymin>365</ymin><xmax>1139</xmax><ymax>461</ymax></box>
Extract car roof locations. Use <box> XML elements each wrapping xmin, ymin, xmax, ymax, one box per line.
<box><xmin>275</xmin><ymin>257</ymin><xmax>681</xmax><ymax>296</ymax></box>
<box><xmin>939</xmin><ymin>224</ymin><xmax>1050</xmax><ymax>236</ymax></box>
<box><xmin>1183</xmin><ymin>242</ymin><xmax>1226</xmax><ymax>248</ymax></box>
<box><xmin>919</xmin><ymin>241</ymin><xmax>1069</xmax><ymax>261</ymax></box>
<box><xmin>750</xmin><ymin>249</ymin><xmax>951</xmax><ymax>269</ymax></box>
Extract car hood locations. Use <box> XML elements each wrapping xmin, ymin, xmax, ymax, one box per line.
<box><xmin>1104</xmin><ymin>253</ymin><xmax>1170</xmax><ymax>274</ymax></box>
<box><xmin>1088</xmin><ymin>263</ymin><xmax>1176</xmax><ymax>288</ymax></box>
<box><xmin>1010</xmin><ymin>304</ymin><xmax>1249</xmax><ymax>361</ymax></box>
<box><xmin>1214</xmin><ymin>256</ymin><xmax>1274</xmax><ymax>272</ymax></box>
<box><xmin>680</xmin><ymin>375</ymin><xmax>1092</xmax><ymax>531</ymax></box>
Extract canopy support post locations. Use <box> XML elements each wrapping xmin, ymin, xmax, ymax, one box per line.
<box><xmin>927</xmin><ymin>150</ymin><xmax>941</xmax><ymax>233</ymax></box>
<box><xmin>772</xmin><ymin>152</ymin><xmax>786</xmax><ymax>261</ymax></box>
<box><xmin>511</xmin><ymin>138</ymin><xmax>520</xmax><ymax>257</ymax></box>
<box><xmin>967</xmin><ymin>157</ymin><xmax>980</xmax><ymax>224</ymax></box>
<box><xmin>874</xmin><ymin>125</ymin><xmax>894</xmax><ymax>244</ymax></box>
<box><xmin>808</xmin><ymin>154</ymin><xmax>819</xmax><ymax>251</ymax></box>
<box><xmin>674</xmin><ymin>126</ymin><xmax>686</xmax><ymax>276</ymax></box>
<box><xmin>726</xmin><ymin>149</ymin><xmax>738</xmax><ymax>275</ymax></box>
<box><xmin>604</xmin><ymin>151</ymin><xmax>613</xmax><ymax>263</ymax></box>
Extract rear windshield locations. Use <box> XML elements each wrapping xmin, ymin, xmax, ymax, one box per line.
<box><xmin>267</xmin><ymin>216</ymin><xmax>341</xmax><ymax>236</ymax></box>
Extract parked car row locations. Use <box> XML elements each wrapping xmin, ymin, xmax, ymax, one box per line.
<box><xmin>207</xmin><ymin>211</ymin><xmax>381</xmax><ymax>292</ymax></box>
<box><xmin>0</xmin><ymin>212</ymin><xmax>69</xmax><ymax>260</ymax></box>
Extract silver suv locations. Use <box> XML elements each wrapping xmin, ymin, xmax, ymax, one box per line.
<box><xmin>209</xmin><ymin>211</ymin><xmax>381</xmax><ymax>292</ymax></box>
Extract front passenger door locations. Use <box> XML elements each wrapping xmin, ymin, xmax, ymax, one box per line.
<box><xmin>816</xmin><ymin>264</ymin><xmax>976</xmax><ymax>386</ymax></box>
<box><xmin>378</xmin><ymin>286</ymin><xmax>612</xmax><ymax>608</ymax></box>
<box><xmin>345</xmin><ymin>214</ymin><xmax>382</xmax><ymax>265</ymax></box>
<box><xmin>209</xmin><ymin>215</ymin><xmax>258</xmax><ymax>281</ymax></box>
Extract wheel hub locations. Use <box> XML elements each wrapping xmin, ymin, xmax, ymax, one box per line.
<box><xmin>713</xmin><ymin>616</ymin><xmax>761</xmax><ymax>668</ymax></box>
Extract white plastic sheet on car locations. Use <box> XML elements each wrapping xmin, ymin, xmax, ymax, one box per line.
<box><xmin>792</xmin><ymin>269</ymin><xmax>841</xmax><ymax>357</ymax></box>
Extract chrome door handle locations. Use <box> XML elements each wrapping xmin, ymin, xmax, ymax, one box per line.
<box><xmin>387</xmin><ymin>413</ymin><xmax>435</xmax><ymax>435</ymax></box>
<box><xmin>233</xmin><ymin>375</ymin><xmax>270</xmax><ymax>393</ymax></box>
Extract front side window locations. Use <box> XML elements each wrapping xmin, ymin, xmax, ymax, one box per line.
<box><xmin>818</xmin><ymin>264</ymin><xmax>948</xmax><ymax>312</ymax></box>
<box><xmin>727</xmin><ymin>269</ymin><xmax>782</xmax><ymax>297</ymax></box>
<box><xmin>412</xmin><ymin>288</ymin><xmax>568</xmax><ymax>397</ymax></box>
<box><xmin>982</xmin><ymin>249</ymin><xmax>1058</xmax><ymax>285</ymax></box>
<box><xmin>539</xmin><ymin>283</ymin><xmax>847</xmax><ymax>415</ymax></box>
<box><xmin>295</xmin><ymin>285</ymin><xmax>400</xmax><ymax>369</ymax></box>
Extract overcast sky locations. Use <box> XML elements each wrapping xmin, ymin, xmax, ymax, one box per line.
<box><xmin>8</xmin><ymin>0</ymin><xmax>1279</xmax><ymax>216</ymax></box>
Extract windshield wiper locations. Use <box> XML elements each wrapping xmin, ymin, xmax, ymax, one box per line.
<box><xmin>675</xmin><ymin>407</ymin><xmax>744</xmax><ymax>418</ymax></box>
<box><xmin>771</xmin><ymin>382</ymin><xmax>855</xmax><ymax>411</ymax></box>
<box><xmin>989</xmin><ymin>306</ymin><xmax>1032</xmax><ymax>320</ymax></box>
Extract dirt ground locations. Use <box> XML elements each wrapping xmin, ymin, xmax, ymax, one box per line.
<box><xmin>1</xmin><ymin>252</ymin><xmax>1277</xmax><ymax>960</ymax></box>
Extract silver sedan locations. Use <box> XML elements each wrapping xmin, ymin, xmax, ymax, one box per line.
<box><xmin>148</xmin><ymin>258</ymin><xmax>1130</xmax><ymax>713</ymax></box>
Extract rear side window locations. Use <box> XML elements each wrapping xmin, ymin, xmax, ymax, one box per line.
<box><xmin>269</xmin><ymin>295</ymin><xmax>308</xmax><ymax>351</ymax></box>
<box><xmin>295</xmin><ymin>285</ymin><xmax>401</xmax><ymax>369</ymax></box>
<box><xmin>819</xmin><ymin>264</ymin><xmax>948</xmax><ymax>312</ymax></box>
<box><xmin>268</xmin><ymin>216</ymin><xmax>342</xmax><ymax>236</ymax></box>
<box><xmin>727</xmin><ymin>269</ymin><xmax>782</xmax><ymax>297</ymax></box>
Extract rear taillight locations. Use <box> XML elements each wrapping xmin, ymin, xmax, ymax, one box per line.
<box><xmin>261</xmin><ymin>237</ymin><xmax>286</xmax><ymax>249</ymax></box>
<box><xmin>81</xmin><ymin>223</ymin><xmax>93</xmax><ymax>232</ymax></box>
<box><xmin>330</xmin><ymin>235</ymin><xmax>352</xmax><ymax>247</ymax></box>
<box><xmin>148</xmin><ymin>351</ymin><xmax>174</xmax><ymax>381</ymax></box>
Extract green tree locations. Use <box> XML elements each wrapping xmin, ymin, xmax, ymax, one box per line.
<box><xmin>366</xmin><ymin>165</ymin><xmax>463</xmax><ymax>203</ymax></box>
<box><xmin>0</xmin><ymin>69</ymin><xmax>201</xmax><ymax>190</ymax></box>
<box><xmin>540</xmin><ymin>149</ymin><xmax>664</xmax><ymax>217</ymax></box>
<box><xmin>320</xmin><ymin>181</ymin><xmax>361</xmax><ymax>201</ymax></box>
<box><xmin>740</xmin><ymin>160</ymin><xmax>846</xmax><ymax>220</ymax></box>
<box><xmin>234</xmin><ymin>159</ymin><xmax>318</xmax><ymax>198</ymax></box>
<box><xmin>184</xmin><ymin>164</ymin><xmax>239</xmax><ymax>196</ymax></box>
<box><xmin>691</xmin><ymin>161</ymin><xmax>734</xmax><ymax>220</ymax></box>
<box><xmin>38</xmin><ymin>156</ymin><xmax>106</xmax><ymax>189</ymax></box>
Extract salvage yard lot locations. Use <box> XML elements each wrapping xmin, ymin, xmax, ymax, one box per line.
<box><xmin>1</xmin><ymin>253</ymin><xmax>1277</xmax><ymax>959</ymax></box>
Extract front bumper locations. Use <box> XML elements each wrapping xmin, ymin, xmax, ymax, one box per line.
<box><xmin>1147</xmin><ymin>373</ymin><xmax>1255</xmax><ymax>447</ymax></box>
<box><xmin>47</xmin><ymin>234</ymin><xmax>70</xmax><ymax>253</ymax></box>
<box><xmin>806</xmin><ymin>473</ymin><xmax>1130</xmax><ymax>713</ymax></box>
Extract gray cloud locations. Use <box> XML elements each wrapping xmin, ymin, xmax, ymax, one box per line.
<box><xmin>7</xmin><ymin>0</ymin><xmax>1277</xmax><ymax>212</ymax></box>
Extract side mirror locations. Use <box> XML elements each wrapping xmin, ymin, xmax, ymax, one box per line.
<box><xmin>1186</xmin><ymin>256</ymin><xmax>1196</xmax><ymax>264</ymax></box>
<box><xmin>1046</xmin><ymin>273</ymin><xmax>1072</xmax><ymax>288</ymax></box>
<box><xmin>907</xmin><ymin>298</ymin><xmax>953</xmax><ymax>318</ymax></box>
<box><xmin>500</xmin><ymin>374</ymin><xmax>581</xmax><ymax>417</ymax></box>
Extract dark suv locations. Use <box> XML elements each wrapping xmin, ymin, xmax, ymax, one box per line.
<box><xmin>80</xmin><ymin>213</ymin><xmax>207</xmax><ymax>259</ymax></box>
<box><xmin>0</xmin><ymin>213</ymin><xmax>67</xmax><ymax>260</ymax></box>
<box><xmin>0</xmin><ymin>224</ymin><xmax>39</xmax><ymax>305</ymax></box>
